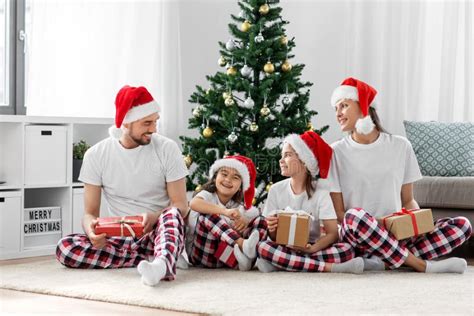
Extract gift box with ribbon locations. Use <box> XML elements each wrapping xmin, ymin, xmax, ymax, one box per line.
<box><xmin>95</xmin><ymin>216</ymin><xmax>144</xmax><ymax>238</ymax></box>
<box><xmin>275</xmin><ymin>207</ymin><xmax>312</xmax><ymax>248</ymax></box>
<box><xmin>378</xmin><ymin>208</ymin><xmax>434</xmax><ymax>240</ymax></box>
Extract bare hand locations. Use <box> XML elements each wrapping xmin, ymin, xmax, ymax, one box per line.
<box><xmin>142</xmin><ymin>212</ymin><xmax>159</xmax><ymax>234</ymax></box>
<box><xmin>232</xmin><ymin>217</ymin><xmax>249</xmax><ymax>234</ymax></box>
<box><xmin>266</xmin><ymin>215</ymin><xmax>278</xmax><ymax>233</ymax></box>
<box><xmin>287</xmin><ymin>243</ymin><xmax>317</xmax><ymax>254</ymax></box>
<box><xmin>88</xmin><ymin>219</ymin><xmax>107</xmax><ymax>248</ymax></box>
<box><xmin>224</xmin><ymin>208</ymin><xmax>241</xmax><ymax>220</ymax></box>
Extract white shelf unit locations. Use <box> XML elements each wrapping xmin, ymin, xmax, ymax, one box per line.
<box><xmin>0</xmin><ymin>115</ymin><xmax>113</xmax><ymax>260</ymax></box>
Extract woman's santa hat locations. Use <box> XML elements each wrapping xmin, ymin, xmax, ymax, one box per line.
<box><xmin>331</xmin><ymin>77</ymin><xmax>378</xmax><ymax>135</ymax></box>
<box><xmin>284</xmin><ymin>131</ymin><xmax>333</xmax><ymax>178</ymax></box>
<box><xmin>109</xmin><ymin>85</ymin><xmax>160</xmax><ymax>138</ymax></box>
<box><xmin>209</xmin><ymin>155</ymin><xmax>256</xmax><ymax>209</ymax></box>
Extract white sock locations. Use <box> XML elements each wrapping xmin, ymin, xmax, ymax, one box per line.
<box><xmin>425</xmin><ymin>258</ymin><xmax>467</xmax><ymax>274</ymax></box>
<box><xmin>330</xmin><ymin>257</ymin><xmax>364</xmax><ymax>274</ymax></box>
<box><xmin>363</xmin><ymin>256</ymin><xmax>385</xmax><ymax>271</ymax></box>
<box><xmin>233</xmin><ymin>244</ymin><xmax>252</xmax><ymax>271</ymax></box>
<box><xmin>256</xmin><ymin>258</ymin><xmax>277</xmax><ymax>273</ymax></box>
<box><xmin>243</xmin><ymin>230</ymin><xmax>259</xmax><ymax>259</ymax></box>
<box><xmin>137</xmin><ymin>258</ymin><xmax>167</xmax><ymax>286</ymax></box>
<box><xmin>176</xmin><ymin>253</ymin><xmax>189</xmax><ymax>270</ymax></box>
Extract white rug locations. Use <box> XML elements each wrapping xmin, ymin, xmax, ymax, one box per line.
<box><xmin>1</xmin><ymin>258</ymin><xmax>473</xmax><ymax>315</ymax></box>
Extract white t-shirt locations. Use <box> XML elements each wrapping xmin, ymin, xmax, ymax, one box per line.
<box><xmin>79</xmin><ymin>134</ymin><xmax>189</xmax><ymax>217</ymax></box>
<box><xmin>329</xmin><ymin>133</ymin><xmax>422</xmax><ymax>218</ymax></box>
<box><xmin>263</xmin><ymin>178</ymin><xmax>337</xmax><ymax>242</ymax></box>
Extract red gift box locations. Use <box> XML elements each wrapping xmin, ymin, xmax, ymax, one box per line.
<box><xmin>95</xmin><ymin>216</ymin><xmax>144</xmax><ymax>238</ymax></box>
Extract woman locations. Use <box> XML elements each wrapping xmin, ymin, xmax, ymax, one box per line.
<box><xmin>329</xmin><ymin>77</ymin><xmax>472</xmax><ymax>273</ymax></box>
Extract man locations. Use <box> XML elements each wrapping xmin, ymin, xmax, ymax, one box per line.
<box><xmin>56</xmin><ymin>85</ymin><xmax>189</xmax><ymax>286</ymax></box>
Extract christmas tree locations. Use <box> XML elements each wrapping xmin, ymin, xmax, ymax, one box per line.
<box><xmin>180</xmin><ymin>0</ymin><xmax>328</xmax><ymax>205</ymax></box>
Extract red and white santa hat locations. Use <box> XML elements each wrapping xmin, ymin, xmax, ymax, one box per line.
<box><xmin>330</xmin><ymin>77</ymin><xmax>378</xmax><ymax>135</ymax></box>
<box><xmin>109</xmin><ymin>85</ymin><xmax>160</xmax><ymax>138</ymax></box>
<box><xmin>209</xmin><ymin>155</ymin><xmax>256</xmax><ymax>209</ymax></box>
<box><xmin>284</xmin><ymin>131</ymin><xmax>333</xmax><ymax>178</ymax></box>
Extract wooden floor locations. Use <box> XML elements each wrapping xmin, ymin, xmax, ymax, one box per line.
<box><xmin>1</xmin><ymin>256</ymin><xmax>473</xmax><ymax>315</ymax></box>
<box><xmin>0</xmin><ymin>256</ymin><xmax>196</xmax><ymax>316</ymax></box>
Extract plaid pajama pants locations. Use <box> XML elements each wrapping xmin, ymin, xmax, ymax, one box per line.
<box><xmin>340</xmin><ymin>208</ymin><xmax>472</xmax><ymax>269</ymax></box>
<box><xmin>56</xmin><ymin>208</ymin><xmax>185</xmax><ymax>281</ymax></box>
<box><xmin>190</xmin><ymin>214</ymin><xmax>268</xmax><ymax>268</ymax></box>
<box><xmin>257</xmin><ymin>240</ymin><xmax>355</xmax><ymax>272</ymax></box>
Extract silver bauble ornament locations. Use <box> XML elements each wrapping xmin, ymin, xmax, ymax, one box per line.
<box><xmin>243</xmin><ymin>97</ymin><xmax>255</xmax><ymax>108</ymax></box>
<box><xmin>226</xmin><ymin>39</ymin><xmax>235</xmax><ymax>50</ymax></box>
<box><xmin>282</xmin><ymin>96</ymin><xmax>293</xmax><ymax>106</ymax></box>
<box><xmin>227</xmin><ymin>132</ymin><xmax>238</xmax><ymax>143</ymax></box>
<box><xmin>240</xmin><ymin>64</ymin><xmax>252</xmax><ymax>77</ymax></box>
<box><xmin>254</xmin><ymin>32</ymin><xmax>264</xmax><ymax>43</ymax></box>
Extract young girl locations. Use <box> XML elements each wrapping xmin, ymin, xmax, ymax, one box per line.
<box><xmin>187</xmin><ymin>155</ymin><xmax>267</xmax><ymax>271</ymax></box>
<box><xmin>257</xmin><ymin>131</ymin><xmax>363</xmax><ymax>274</ymax></box>
<box><xmin>329</xmin><ymin>77</ymin><xmax>472</xmax><ymax>273</ymax></box>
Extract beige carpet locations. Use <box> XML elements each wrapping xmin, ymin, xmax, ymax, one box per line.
<box><xmin>0</xmin><ymin>258</ymin><xmax>473</xmax><ymax>315</ymax></box>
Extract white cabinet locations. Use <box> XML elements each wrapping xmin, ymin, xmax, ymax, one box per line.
<box><xmin>0</xmin><ymin>115</ymin><xmax>113</xmax><ymax>260</ymax></box>
<box><xmin>0</xmin><ymin>191</ymin><xmax>22</xmax><ymax>257</ymax></box>
<box><xmin>72</xmin><ymin>188</ymin><xmax>109</xmax><ymax>234</ymax></box>
<box><xmin>24</xmin><ymin>125</ymin><xmax>68</xmax><ymax>186</ymax></box>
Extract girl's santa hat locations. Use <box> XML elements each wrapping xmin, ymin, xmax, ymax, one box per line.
<box><xmin>284</xmin><ymin>131</ymin><xmax>333</xmax><ymax>178</ymax></box>
<box><xmin>209</xmin><ymin>155</ymin><xmax>256</xmax><ymax>209</ymax></box>
<box><xmin>330</xmin><ymin>77</ymin><xmax>378</xmax><ymax>135</ymax></box>
<box><xmin>109</xmin><ymin>85</ymin><xmax>160</xmax><ymax>138</ymax></box>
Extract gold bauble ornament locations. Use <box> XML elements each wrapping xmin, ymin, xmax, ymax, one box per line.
<box><xmin>223</xmin><ymin>91</ymin><xmax>231</xmax><ymax>99</ymax></box>
<box><xmin>307</xmin><ymin>122</ymin><xmax>314</xmax><ymax>131</ymax></box>
<box><xmin>260</xmin><ymin>105</ymin><xmax>271</xmax><ymax>116</ymax></box>
<box><xmin>280</xmin><ymin>36</ymin><xmax>288</xmax><ymax>46</ymax></box>
<box><xmin>265</xmin><ymin>182</ymin><xmax>273</xmax><ymax>192</ymax></box>
<box><xmin>195</xmin><ymin>185</ymin><xmax>202</xmax><ymax>192</ymax></box>
<box><xmin>263</xmin><ymin>61</ymin><xmax>275</xmax><ymax>74</ymax></box>
<box><xmin>252</xmin><ymin>197</ymin><xmax>257</xmax><ymax>205</ymax></box>
<box><xmin>184</xmin><ymin>155</ymin><xmax>193</xmax><ymax>168</ymax></box>
<box><xmin>218</xmin><ymin>56</ymin><xmax>227</xmax><ymax>67</ymax></box>
<box><xmin>203</xmin><ymin>127</ymin><xmax>213</xmax><ymax>138</ymax></box>
<box><xmin>249</xmin><ymin>122</ymin><xmax>259</xmax><ymax>132</ymax></box>
<box><xmin>281</xmin><ymin>60</ymin><xmax>292</xmax><ymax>72</ymax></box>
<box><xmin>241</xmin><ymin>20</ymin><xmax>251</xmax><ymax>32</ymax></box>
<box><xmin>259</xmin><ymin>4</ymin><xmax>270</xmax><ymax>15</ymax></box>
<box><xmin>224</xmin><ymin>96</ymin><xmax>235</xmax><ymax>107</ymax></box>
<box><xmin>227</xmin><ymin>66</ymin><xmax>237</xmax><ymax>76</ymax></box>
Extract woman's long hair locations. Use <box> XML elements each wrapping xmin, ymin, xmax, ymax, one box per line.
<box><xmin>305</xmin><ymin>170</ymin><xmax>315</xmax><ymax>198</ymax></box>
<box><xmin>369</xmin><ymin>107</ymin><xmax>388</xmax><ymax>133</ymax></box>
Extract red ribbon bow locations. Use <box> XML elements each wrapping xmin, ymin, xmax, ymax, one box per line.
<box><xmin>383</xmin><ymin>208</ymin><xmax>419</xmax><ymax>236</ymax></box>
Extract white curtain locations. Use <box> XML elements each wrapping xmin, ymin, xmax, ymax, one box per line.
<box><xmin>343</xmin><ymin>0</ymin><xmax>473</xmax><ymax>136</ymax></box>
<box><xmin>25</xmin><ymin>0</ymin><xmax>184</xmax><ymax>141</ymax></box>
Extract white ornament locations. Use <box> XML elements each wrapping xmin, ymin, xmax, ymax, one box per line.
<box><xmin>254</xmin><ymin>32</ymin><xmax>264</xmax><ymax>43</ymax></box>
<box><xmin>227</xmin><ymin>132</ymin><xmax>238</xmax><ymax>143</ymax></box>
<box><xmin>192</xmin><ymin>106</ymin><xmax>202</xmax><ymax>117</ymax></box>
<box><xmin>282</xmin><ymin>96</ymin><xmax>293</xmax><ymax>106</ymax></box>
<box><xmin>238</xmin><ymin>10</ymin><xmax>246</xmax><ymax>18</ymax></box>
<box><xmin>226</xmin><ymin>39</ymin><xmax>235</xmax><ymax>50</ymax></box>
<box><xmin>240</xmin><ymin>64</ymin><xmax>252</xmax><ymax>77</ymax></box>
<box><xmin>243</xmin><ymin>97</ymin><xmax>255</xmax><ymax>108</ymax></box>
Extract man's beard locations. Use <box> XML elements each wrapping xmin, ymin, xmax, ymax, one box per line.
<box><xmin>130</xmin><ymin>133</ymin><xmax>152</xmax><ymax>146</ymax></box>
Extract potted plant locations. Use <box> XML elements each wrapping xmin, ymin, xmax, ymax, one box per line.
<box><xmin>73</xmin><ymin>140</ymin><xmax>90</xmax><ymax>182</ymax></box>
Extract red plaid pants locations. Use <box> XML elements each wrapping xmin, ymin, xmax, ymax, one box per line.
<box><xmin>190</xmin><ymin>214</ymin><xmax>268</xmax><ymax>268</ymax></box>
<box><xmin>257</xmin><ymin>240</ymin><xmax>355</xmax><ymax>272</ymax></box>
<box><xmin>56</xmin><ymin>208</ymin><xmax>185</xmax><ymax>281</ymax></box>
<box><xmin>340</xmin><ymin>208</ymin><xmax>472</xmax><ymax>269</ymax></box>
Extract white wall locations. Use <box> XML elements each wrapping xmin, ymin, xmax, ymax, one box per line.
<box><xmin>179</xmin><ymin>0</ymin><xmax>349</xmax><ymax>144</ymax></box>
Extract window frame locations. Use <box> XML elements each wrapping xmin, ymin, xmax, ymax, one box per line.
<box><xmin>0</xmin><ymin>0</ymin><xmax>25</xmax><ymax>115</ymax></box>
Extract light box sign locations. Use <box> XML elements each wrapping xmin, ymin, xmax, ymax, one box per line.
<box><xmin>23</xmin><ymin>206</ymin><xmax>62</xmax><ymax>249</ymax></box>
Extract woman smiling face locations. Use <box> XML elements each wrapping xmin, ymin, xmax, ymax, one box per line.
<box><xmin>334</xmin><ymin>98</ymin><xmax>363</xmax><ymax>132</ymax></box>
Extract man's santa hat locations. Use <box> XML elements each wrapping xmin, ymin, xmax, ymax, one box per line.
<box><xmin>109</xmin><ymin>85</ymin><xmax>160</xmax><ymax>138</ymax></box>
<box><xmin>330</xmin><ymin>77</ymin><xmax>378</xmax><ymax>135</ymax></box>
<box><xmin>209</xmin><ymin>155</ymin><xmax>256</xmax><ymax>209</ymax></box>
<box><xmin>284</xmin><ymin>131</ymin><xmax>333</xmax><ymax>178</ymax></box>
